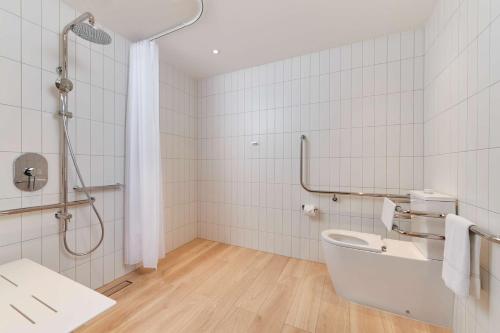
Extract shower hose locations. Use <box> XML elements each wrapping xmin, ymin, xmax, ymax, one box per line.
<box><xmin>61</xmin><ymin>114</ymin><xmax>105</xmax><ymax>256</ymax></box>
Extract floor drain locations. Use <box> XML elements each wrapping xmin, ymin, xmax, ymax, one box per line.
<box><xmin>102</xmin><ymin>280</ymin><xmax>133</xmax><ymax>297</ymax></box>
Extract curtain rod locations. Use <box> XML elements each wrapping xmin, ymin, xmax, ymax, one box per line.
<box><xmin>148</xmin><ymin>0</ymin><xmax>204</xmax><ymax>41</ymax></box>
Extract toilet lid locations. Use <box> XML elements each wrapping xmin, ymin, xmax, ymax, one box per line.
<box><xmin>321</xmin><ymin>229</ymin><xmax>384</xmax><ymax>253</ymax></box>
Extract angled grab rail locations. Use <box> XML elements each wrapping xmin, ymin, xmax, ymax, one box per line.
<box><xmin>299</xmin><ymin>135</ymin><xmax>410</xmax><ymax>202</ymax></box>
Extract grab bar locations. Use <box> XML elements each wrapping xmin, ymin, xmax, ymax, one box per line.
<box><xmin>393</xmin><ymin>208</ymin><xmax>500</xmax><ymax>245</ymax></box>
<box><xmin>300</xmin><ymin>135</ymin><xmax>410</xmax><ymax>202</ymax></box>
<box><xmin>395</xmin><ymin>206</ymin><xmax>446</xmax><ymax>219</ymax></box>
<box><xmin>469</xmin><ymin>226</ymin><xmax>500</xmax><ymax>245</ymax></box>
<box><xmin>0</xmin><ymin>198</ymin><xmax>95</xmax><ymax>216</ymax></box>
<box><xmin>299</xmin><ymin>134</ymin><xmax>500</xmax><ymax>245</ymax></box>
<box><xmin>73</xmin><ymin>183</ymin><xmax>122</xmax><ymax>192</ymax></box>
<box><xmin>391</xmin><ymin>224</ymin><xmax>446</xmax><ymax>240</ymax></box>
<box><xmin>392</xmin><ymin>223</ymin><xmax>500</xmax><ymax>244</ymax></box>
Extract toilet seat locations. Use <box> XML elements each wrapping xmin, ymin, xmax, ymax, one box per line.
<box><xmin>321</xmin><ymin>229</ymin><xmax>384</xmax><ymax>253</ymax></box>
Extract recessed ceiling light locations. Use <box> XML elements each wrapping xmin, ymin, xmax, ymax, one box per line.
<box><xmin>212</xmin><ymin>49</ymin><xmax>219</xmax><ymax>55</ymax></box>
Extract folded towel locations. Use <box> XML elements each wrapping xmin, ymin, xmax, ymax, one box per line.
<box><xmin>442</xmin><ymin>214</ymin><xmax>481</xmax><ymax>298</ymax></box>
<box><xmin>380</xmin><ymin>198</ymin><xmax>396</xmax><ymax>231</ymax></box>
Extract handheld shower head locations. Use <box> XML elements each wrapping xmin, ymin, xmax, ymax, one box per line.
<box><xmin>71</xmin><ymin>22</ymin><xmax>112</xmax><ymax>45</ymax></box>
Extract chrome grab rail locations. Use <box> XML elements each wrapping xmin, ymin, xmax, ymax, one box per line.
<box><xmin>395</xmin><ymin>206</ymin><xmax>446</xmax><ymax>219</ymax></box>
<box><xmin>393</xmin><ymin>206</ymin><xmax>500</xmax><ymax>244</ymax></box>
<box><xmin>392</xmin><ymin>224</ymin><xmax>446</xmax><ymax>240</ymax></box>
<box><xmin>300</xmin><ymin>135</ymin><xmax>410</xmax><ymax>202</ymax></box>
<box><xmin>469</xmin><ymin>226</ymin><xmax>500</xmax><ymax>245</ymax></box>
<box><xmin>73</xmin><ymin>183</ymin><xmax>122</xmax><ymax>192</ymax></box>
<box><xmin>299</xmin><ymin>134</ymin><xmax>500</xmax><ymax>245</ymax></box>
<box><xmin>0</xmin><ymin>198</ymin><xmax>95</xmax><ymax>216</ymax></box>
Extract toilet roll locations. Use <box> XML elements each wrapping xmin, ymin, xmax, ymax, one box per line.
<box><xmin>302</xmin><ymin>204</ymin><xmax>318</xmax><ymax>217</ymax></box>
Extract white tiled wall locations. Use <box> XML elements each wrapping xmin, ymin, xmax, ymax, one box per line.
<box><xmin>424</xmin><ymin>0</ymin><xmax>500</xmax><ymax>332</ymax></box>
<box><xmin>196</xmin><ymin>30</ymin><xmax>426</xmax><ymax>262</ymax></box>
<box><xmin>0</xmin><ymin>0</ymin><xmax>133</xmax><ymax>289</ymax></box>
<box><xmin>160</xmin><ymin>61</ymin><xmax>198</xmax><ymax>252</ymax></box>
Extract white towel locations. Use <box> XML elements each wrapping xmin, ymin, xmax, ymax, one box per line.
<box><xmin>380</xmin><ymin>198</ymin><xmax>396</xmax><ymax>231</ymax></box>
<box><xmin>442</xmin><ymin>214</ymin><xmax>481</xmax><ymax>299</ymax></box>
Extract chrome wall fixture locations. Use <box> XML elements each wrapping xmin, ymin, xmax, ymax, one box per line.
<box><xmin>395</xmin><ymin>206</ymin><xmax>447</xmax><ymax>219</ymax></box>
<box><xmin>13</xmin><ymin>153</ymin><xmax>48</xmax><ymax>192</ymax></box>
<box><xmin>73</xmin><ymin>183</ymin><xmax>123</xmax><ymax>192</ymax></box>
<box><xmin>0</xmin><ymin>199</ymin><xmax>95</xmax><ymax>216</ymax></box>
<box><xmin>391</xmin><ymin>224</ymin><xmax>446</xmax><ymax>240</ymax></box>
<box><xmin>394</xmin><ymin>206</ymin><xmax>500</xmax><ymax>244</ymax></box>
<box><xmin>55</xmin><ymin>12</ymin><xmax>112</xmax><ymax>256</ymax></box>
<box><xmin>148</xmin><ymin>0</ymin><xmax>204</xmax><ymax>41</ymax></box>
<box><xmin>468</xmin><ymin>226</ymin><xmax>500</xmax><ymax>245</ymax></box>
<box><xmin>0</xmin><ymin>13</ymin><xmax>113</xmax><ymax>255</ymax></box>
<box><xmin>300</xmin><ymin>135</ymin><xmax>409</xmax><ymax>202</ymax></box>
<box><xmin>299</xmin><ymin>134</ymin><xmax>500</xmax><ymax>245</ymax></box>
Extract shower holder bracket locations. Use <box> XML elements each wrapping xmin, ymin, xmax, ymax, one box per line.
<box><xmin>58</xmin><ymin>110</ymin><xmax>73</xmax><ymax>118</ymax></box>
<box><xmin>55</xmin><ymin>211</ymin><xmax>72</xmax><ymax>221</ymax></box>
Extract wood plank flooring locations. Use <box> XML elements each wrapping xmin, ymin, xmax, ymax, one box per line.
<box><xmin>76</xmin><ymin>239</ymin><xmax>451</xmax><ymax>333</ymax></box>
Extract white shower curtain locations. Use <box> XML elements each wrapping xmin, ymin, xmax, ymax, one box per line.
<box><xmin>124</xmin><ymin>40</ymin><xmax>165</xmax><ymax>269</ymax></box>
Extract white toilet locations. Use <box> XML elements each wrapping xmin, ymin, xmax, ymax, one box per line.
<box><xmin>321</xmin><ymin>191</ymin><xmax>456</xmax><ymax>327</ymax></box>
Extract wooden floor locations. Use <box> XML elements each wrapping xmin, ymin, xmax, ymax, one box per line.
<box><xmin>77</xmin><ymin>239</ymin><xmax>451</xmax><ymax>333</ymax></box>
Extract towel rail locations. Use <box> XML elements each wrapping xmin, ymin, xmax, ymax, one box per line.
<box><xmin>391</xmin><ymin>224</ymin><xmax>446</xmax><ymax>240</ymax></box>
<box><xmin>300</xmin><ymin>135</ymin><xmax>410</xmax><ymax>202</ymax></box>
<box><xmin>469</xmin><ymin>226</ymin><xmax>500</xmax><ymax>245</ymax></box>
<box><xmin>395</xmin><ymin>206</ymin><xmax>446</xmax><ymax>219</ymax></box>
<box><xmin>393</xmin><ymin>207</ymin><xmax>500</xmax><ymax>245</ymax></box>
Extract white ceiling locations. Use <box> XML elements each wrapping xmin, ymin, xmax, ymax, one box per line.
<box><xmin>65</xmin><ymin>0</ymin><xmax>436</xmax><ymax>78</ymax></box>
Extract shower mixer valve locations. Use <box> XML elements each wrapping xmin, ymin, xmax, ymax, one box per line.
<box><xmin>23</xmin><ymin>167</ymin><xmax>36</xmax><ymax>190</ymax></box>
<box><xmin>13</xmin><ymin>153</ymin><xmax>48</xmax><ymax>192</ymax></box>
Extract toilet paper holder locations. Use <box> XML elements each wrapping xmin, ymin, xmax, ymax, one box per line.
<box><xmin>301</xmin><ymin>204</ymin><xmax>319</xmax><ymax>213</ymax></box>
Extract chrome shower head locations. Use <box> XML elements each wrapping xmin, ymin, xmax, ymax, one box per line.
<box><xmin>71</xmin><ymin>23</ymin><xmax>112</xmax><ymax>45</ymax></box>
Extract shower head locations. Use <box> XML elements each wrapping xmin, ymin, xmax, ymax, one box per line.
<box><xmin>71</xmin><ymin>22</ymin><xmax>112</xmax><ymax>45</ymax></box>
<box><xmin>57</xmin><ymin>12</ymin><xmax>112</xmax><ymax>94</ymax></box>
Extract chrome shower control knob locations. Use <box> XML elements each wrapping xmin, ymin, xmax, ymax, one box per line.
<box><xmin>24</xmin><ymin>167</ymin><xmax>35</xmax><ymax>177</ymax></box>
